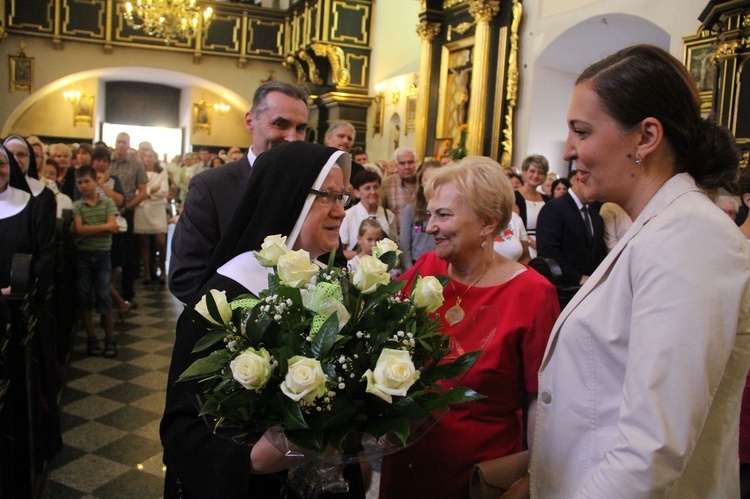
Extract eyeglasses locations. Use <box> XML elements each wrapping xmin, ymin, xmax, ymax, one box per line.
<box><xmin>397</xmin><ymin>160</ymin><xmax>416</xmax><ymax>166</ymax></box>
<box><xmin>309</xmin><ymin>189</ymin><xmax>351</xmax><ymax>208</ymax></box>
<box><xmin>11</xmin><ymin>152</ymin><xmax>29</xmax><ymax>159</ymax></box>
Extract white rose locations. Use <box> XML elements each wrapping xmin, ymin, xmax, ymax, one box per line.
<box><xmin>277</xmin><ymin>250</ymin><xmax>319</xmax><ymax>288</ymax></box>
<box><xmin>194</xmin><ymin>289</ymin><xmax>232</xmax><ymax>327</ymax></box>
<box><xmin>352</xmin><ymin>255</ymin><xmax>391</xmax><ymax>294</ymax></box>
<box><xmin>253</xmin><ymin>235</ymin><xmax>288</xmax><ymax>267</ymax></box>
<box><xmin>230</xmin><ymin>347</ymin><xmax>273</xmax><ymax>391</ymax></box>
<box><xmin>371</xmin><ymin>238</ymin><xmax>402</xmax><ymax>259</ymax></box>
<box><xmin>363</xmin><ymin>348</ymin><xmax>420</xmax><ymax>403</ymax></box>
<box><xmin>412</xmin><ymin>275</ymin><xmax>445</xmax><ymax>313</ymax></box>
<box><xmin>280</xmin><ymin>356</ymin><xmax>328</xmax><ymax>403</ymax></box>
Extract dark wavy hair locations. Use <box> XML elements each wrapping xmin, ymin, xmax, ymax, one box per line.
<box><xmin>577</xmin><ymin>44</ymin><xmax>740</xmax><ymax>190</ymax></box>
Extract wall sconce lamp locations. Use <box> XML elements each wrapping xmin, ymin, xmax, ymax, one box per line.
<box><xmin>375</xmin><ymin>82</ymin><xmax>401</xmax><ymax>106</ymax></box>
<box><xmin>213</xmin><ymin>101</ymin><xmax>230</xmax><ymax>115</ymax></box>
<box><xmin>63</xmin><ymin>88</ymin><xmax>82</xmax><ymax>104</ymax></box>
<box><xmin>375</xmin><ymin>82</ymin><xmax>386</xmax><ymax>103</ymax></box>
<box><xmin>389</xmin><ymin>84</ymin><xmax>401</xmax><ymax>105</ymax></box>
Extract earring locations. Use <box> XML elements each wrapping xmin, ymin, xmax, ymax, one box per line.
<box><xmin>635</xmin><ymin>156</ymin><xmax>642</xmax><ymax>165</ymax></box>
<box><xmin>481</xmin><ymin>240</ymin><xmax>487</xmax><ymax>249</ymax></box>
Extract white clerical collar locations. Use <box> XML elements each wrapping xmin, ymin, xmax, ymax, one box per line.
<box><xmin>248</xmin><ymin>147</ymin><xmax>258</xmax><ymax>166</ymax></box>
<box><xmin>0</xmin><ymin>186</ymin><xmax>31</xmax><ymax>219</ymax></box>
<box><xmin>26</xmin><ymin>176</ymin><xmax>46</xmax><ymax>197</ymax></box>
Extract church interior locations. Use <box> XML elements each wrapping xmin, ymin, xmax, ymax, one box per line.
<box><xmin>1</xmin><ymin>0</ymin><xmax>749</xmax><ymax>497</ymax></box>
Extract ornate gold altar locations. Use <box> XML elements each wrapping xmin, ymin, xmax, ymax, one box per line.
<box><xmin>685</xmin><ymin>0</ymin><xmax>750</xmax><ymax>165</ymax></box>
<box><xmin>414</xmin><ymin>0</ymin><xmax>522</xmax><ymax>166</ymax></box>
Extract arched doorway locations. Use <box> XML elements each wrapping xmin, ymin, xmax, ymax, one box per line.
<box><xmin>526</xmin><ymin>14</ymin><xmax>669</xmax><ymax>175</ymax></box>
<box><xmin>1</xmin><ymin>67</ymin><xmax>252</xmax><ymax>154</ymax></box>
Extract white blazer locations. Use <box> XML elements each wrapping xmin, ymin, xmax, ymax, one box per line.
<box><xmin>530</xmin><ymin>173</ymin><xmax>750</xmax><ymax>498</ymax></box>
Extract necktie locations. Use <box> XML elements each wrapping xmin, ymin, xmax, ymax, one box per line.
<box><xmin>582</xmin><ymin>205</ymin><xmax>593</xmax><ymax>241</ymax></box>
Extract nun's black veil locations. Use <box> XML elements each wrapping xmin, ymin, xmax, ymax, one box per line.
<box><xmin>194</xmin><ymin>141</ymin><xmax>350</xmax><ymax>302</ymax></box>
<box><xmin>161</xmin><ymin>142</ymin><xmax>364</xmax><ymax>499</ymax></box>
<box><xmin>3</xmin><ymin>135</ymin><xmax>39</xmax><ymax>180</ymax></box>
<box><xmin>1</xmin><ymin>144</ymin><xmax>31</xmax><ymax>194</ymax></box>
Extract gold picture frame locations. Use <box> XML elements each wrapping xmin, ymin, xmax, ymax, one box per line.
<box><xmin>684</xmin><ymin>34</ymin><xmax>716</xmax><ymax>115</ymax></box>
<box><xmin>193</xmin><ymin>99</ymin><xmax>212</xmax><ymax>134</ymax></box>
<box><xmin>373</xmin><ymin>95</ymin><xmax>384</xmax><ymax>136</ymax></box>
<box><xmin>74</xmin><ymin>93</ymin><xmax>95</xmax><ymax>127</ymax></box>
<box><xmin>405</xmin><ymin>94</ymin><xmax>417</xmax><ymax>135</ymax></box>
<box><xmin>433</xmin><ymin>137</ymin><xmax>452</xmax><ymax>160</ymax></box>
<box><xmin>9</xmin><ymin>54</ymin><xmax>34</xmax><ymax>93</ymax></box>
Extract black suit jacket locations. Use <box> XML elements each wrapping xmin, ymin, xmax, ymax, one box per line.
<box><xmin>536</xmin><ymin>191</ymin><xmax>607</xmax><ymax>286</ymax></box>
<box><xmin>168</xmin><ymin>155</ymin><xmax>252</xmax><ymax>303</ymax></box>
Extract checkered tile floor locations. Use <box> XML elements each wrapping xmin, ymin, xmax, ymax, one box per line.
<box><xmin>44</xmin><ymin>282</ymin><xmax>182</xmax><ymax>499</ymax></box>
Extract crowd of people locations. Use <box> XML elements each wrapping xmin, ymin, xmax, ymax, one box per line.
<box><xmin>2</xmin><ymin>45</ymin><xmax>750</xmax><ymax>498</ymax></box>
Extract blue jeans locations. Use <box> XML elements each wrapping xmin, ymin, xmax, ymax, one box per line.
<box><xmin>76</xmin><ymin>250</ymin><xmax>113</xmax><ymax>314</ymax></box>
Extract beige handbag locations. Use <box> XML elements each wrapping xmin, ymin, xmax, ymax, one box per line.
<box><xmin>469</xmin><ymin>450</ymin><xmax>529</xmax><ymax>499</ymax></box>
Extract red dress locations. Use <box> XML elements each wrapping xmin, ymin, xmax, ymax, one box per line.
<box><xmin>379</xmin><ymin>252</ymin><xmax>560</xmax><ymax>499</ymax></box>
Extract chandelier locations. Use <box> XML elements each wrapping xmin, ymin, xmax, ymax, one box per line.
<box><xmin>124</xmin><ymin>0</ymin><xmax>213</xmax><ymax>44</ymax></box>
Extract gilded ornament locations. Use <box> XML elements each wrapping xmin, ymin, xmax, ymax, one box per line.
<box><xmin>311</xmin><ymin>43</ymin><xmax>351</xmax><ymax>87</ymax></box>
<box><xmin>715</xmin><ymin>41</ymin><xmax>740</xmax><ymax>58</ymax></box>
<box><xmin>299</xmin><ymin>50</ymin><xmax>323</xmax><ymax>85</ymax></box>
<box><xmin>416</xmin><ymin>22</ymin><xmax>441</xmax><ymax>42</ymax></box>
<box><xmin>468</xmin><ymin>0</ymin><xmax>500</xmax><ymax>23</ymax></box>
<box><xmin>501</xmin><ymin>0</ymin><xmax>522</xmax><ymax>167</ymax></box>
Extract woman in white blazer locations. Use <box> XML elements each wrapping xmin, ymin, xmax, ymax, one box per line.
<box><xmin>517</xmin><ymin>45</ymin><xmax>750</xmax><ymax>498</ymax></box>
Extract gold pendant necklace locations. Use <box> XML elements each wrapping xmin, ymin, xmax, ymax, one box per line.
<box><xmin>445</xmin><ymin>254</ymin><xmax>494</xmax><ymax>326</ymax></box>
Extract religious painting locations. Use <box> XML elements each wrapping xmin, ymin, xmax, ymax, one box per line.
<box><xmin>687</xmin><ymin>44</ymin><xmax>715</xmax><ymax>92</ymax></box>
<box><xmin>373</xmin><ymin>95</ymin><xmax>384</xmax><ymax>135</ymax></box>
<box><xmin>433</xmin><ymin>138</ymin><xmax>452</xmax><ymax>161</ymax></box>
<box><xmin>436</xmin><ymin>37</ymin><xmax>474</xmax><ymax>144</ymax></box>
<box><xmin>10</xmin><ymin>54</ymin><xmax>34</xmax><ymax>93</ymax></box>
<box><xmin>74</xmin><ymin>93</ymin><xmax>95</xmax><ymax>126</ymax></box>
<box><xmin>405</xmin><ymin>94</ymin><xmax>417</xmax><ymax>135</ymax></box>
<box><xmin>193</xmin><ymin>99</ymin><xmax>212</xmax><ymax>134</ymax></box>
<box><xmin>684</xmin><ymin>36</ymin><xmax>716</xmax><ymax>115</ymax></box>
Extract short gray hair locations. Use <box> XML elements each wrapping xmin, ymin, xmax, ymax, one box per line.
<box><xmin>251</xmin><ymin>81</ymin><xmax>309</xmax><ymax>117</ymax></box>
<box><xmin>325</xmin><ymin>121</ymin><xmax>356</xmax><ymax>141</ymax></box>
<box><xmin>393</xmin><ymin>146</ymin><xmax>416</xmax><ymax>163</ymax></box>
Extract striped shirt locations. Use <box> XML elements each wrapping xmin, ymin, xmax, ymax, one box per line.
<box><xmin>72</xmin><ymin>195</ymin><xmax>118</xmax><ymax>252</ymax></box>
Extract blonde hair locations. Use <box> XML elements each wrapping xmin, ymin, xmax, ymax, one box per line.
<box><xmin>425</xmin><ymin>155</ymin><xmax>513</xmax><ymax>236</ymax></box>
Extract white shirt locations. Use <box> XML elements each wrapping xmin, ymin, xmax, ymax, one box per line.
<box><xmin>340</xmin><ymin>202</ymin><xmax>397</xmax><ymax>250</ymax></box>
<box><xmin>493</xmin><ymin>212</ymin><xmax>528</xmax><ymax>262</ymax></box>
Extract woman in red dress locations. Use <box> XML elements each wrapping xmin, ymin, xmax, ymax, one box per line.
<box><xmin>379</xmin><ymin>156</ymin><xmax>560</xmax><ymax>498</ymax></box>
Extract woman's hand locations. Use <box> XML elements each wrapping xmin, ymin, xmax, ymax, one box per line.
<box><xmin>249</xmin><ymin>431</ymin><xmax>307</xmax><ymax>474</ymax></box>
<box><xmin>500</xmin><ymin>473</ymin><xmax>530</xmax><ymax>499</ymax></box>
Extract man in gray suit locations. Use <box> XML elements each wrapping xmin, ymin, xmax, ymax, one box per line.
<box><xmin>168</xmin><ymin>81</ymin><xmax>309</xmax><ymax>303</ymax></box>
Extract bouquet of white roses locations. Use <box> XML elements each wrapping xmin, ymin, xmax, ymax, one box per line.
<box><xmin>180</xmin><ymin>235</ymin><xmax>482</xmax><ymax>461</ymax></box>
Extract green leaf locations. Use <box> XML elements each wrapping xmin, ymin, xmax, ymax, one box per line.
<box><xmin>246</xmin><ymin>308</ymin><xmax>272</xmax><ymax>346</ymax></box>
<box><xmin>192</xmin><ymin>330</ymin><xmax>229</xmax><ymax>353</ymax></box>
<box><xmin>391</xmin><ymin>396</ymin><xmax>430</xmax><ymax>419</ymax></box>
<box><xmin>275</xmin><ymin>394</ymin><xmax>309</xmax><ymax>431</ymax></box>
<box><xmin>368</xmin><ymin>417</ymin><xmax>411</xmax><ymax>445</ymax></box>
<box><xmin>378</xmin><ymin>250</ymin><xmax>399</xmax><ymax>270</ymax></box>
<box><xmin>178</xmin><ymin>351</ymin><xmax>231</xmax><ymax>381</ymax></box>
<box><xmin>425</xmin><ymin>351</ymin><xmax>481</xmax><ymax>380</ymax></box>
<box><xmin>205</xmin><ymin>291</ymin><xmax>226</xmax><ymax>326</ymax></box>
<box><xmin>311</xmin><ymin>314</ymin><xmax>339</xmax><ymax>358</ymax></box>
<box><xmin>420</xmin><ymin>387</ymin><xmax>485</xmax><ymax>412</ymax></box>
<box><xmin>288</xmin><ymin>430</ymin><xmax>325</xmax><ymax>454</ymax></box>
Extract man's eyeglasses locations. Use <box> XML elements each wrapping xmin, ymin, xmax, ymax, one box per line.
<box><xmin>309</xmin><ymin>189</ymin><xmax>351</xmax><ymax>208</ymax></box>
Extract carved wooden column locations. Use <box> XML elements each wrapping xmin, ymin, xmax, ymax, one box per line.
<box><xmin>466</xmin><ymin>0</ymin><xmax>500</xmax><ymax>155</ymax></box>
<box><xmin>415</xmin><ymin>21</ymin><xmax>441</xmax><ymax>163</ymax></box>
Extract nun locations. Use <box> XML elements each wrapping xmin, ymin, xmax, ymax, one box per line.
<box><xmin>4</xmin><ymin>134</ymin><xmax>57</xmax><ymax>221</ymax></box>
<box><xmin>160</xmin><ymin>141</ymin><xmax>365</xmax><ymax>498</ymax></box>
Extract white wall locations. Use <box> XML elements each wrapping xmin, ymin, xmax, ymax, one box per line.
<box><xmin>366</xmin><ymin>0</ymin><xmax>422</xmax><ymax>163</ymax></box>
<box><xmin>515</xmin><ymin>0</ymin><xmax>707</xmax><ymax>168</ymax></box>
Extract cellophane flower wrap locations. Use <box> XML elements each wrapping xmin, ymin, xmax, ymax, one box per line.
<box><xmin>179</xmin><ymin>236</ymin><xmax>482</xmax><ymax>463</ymax></box>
